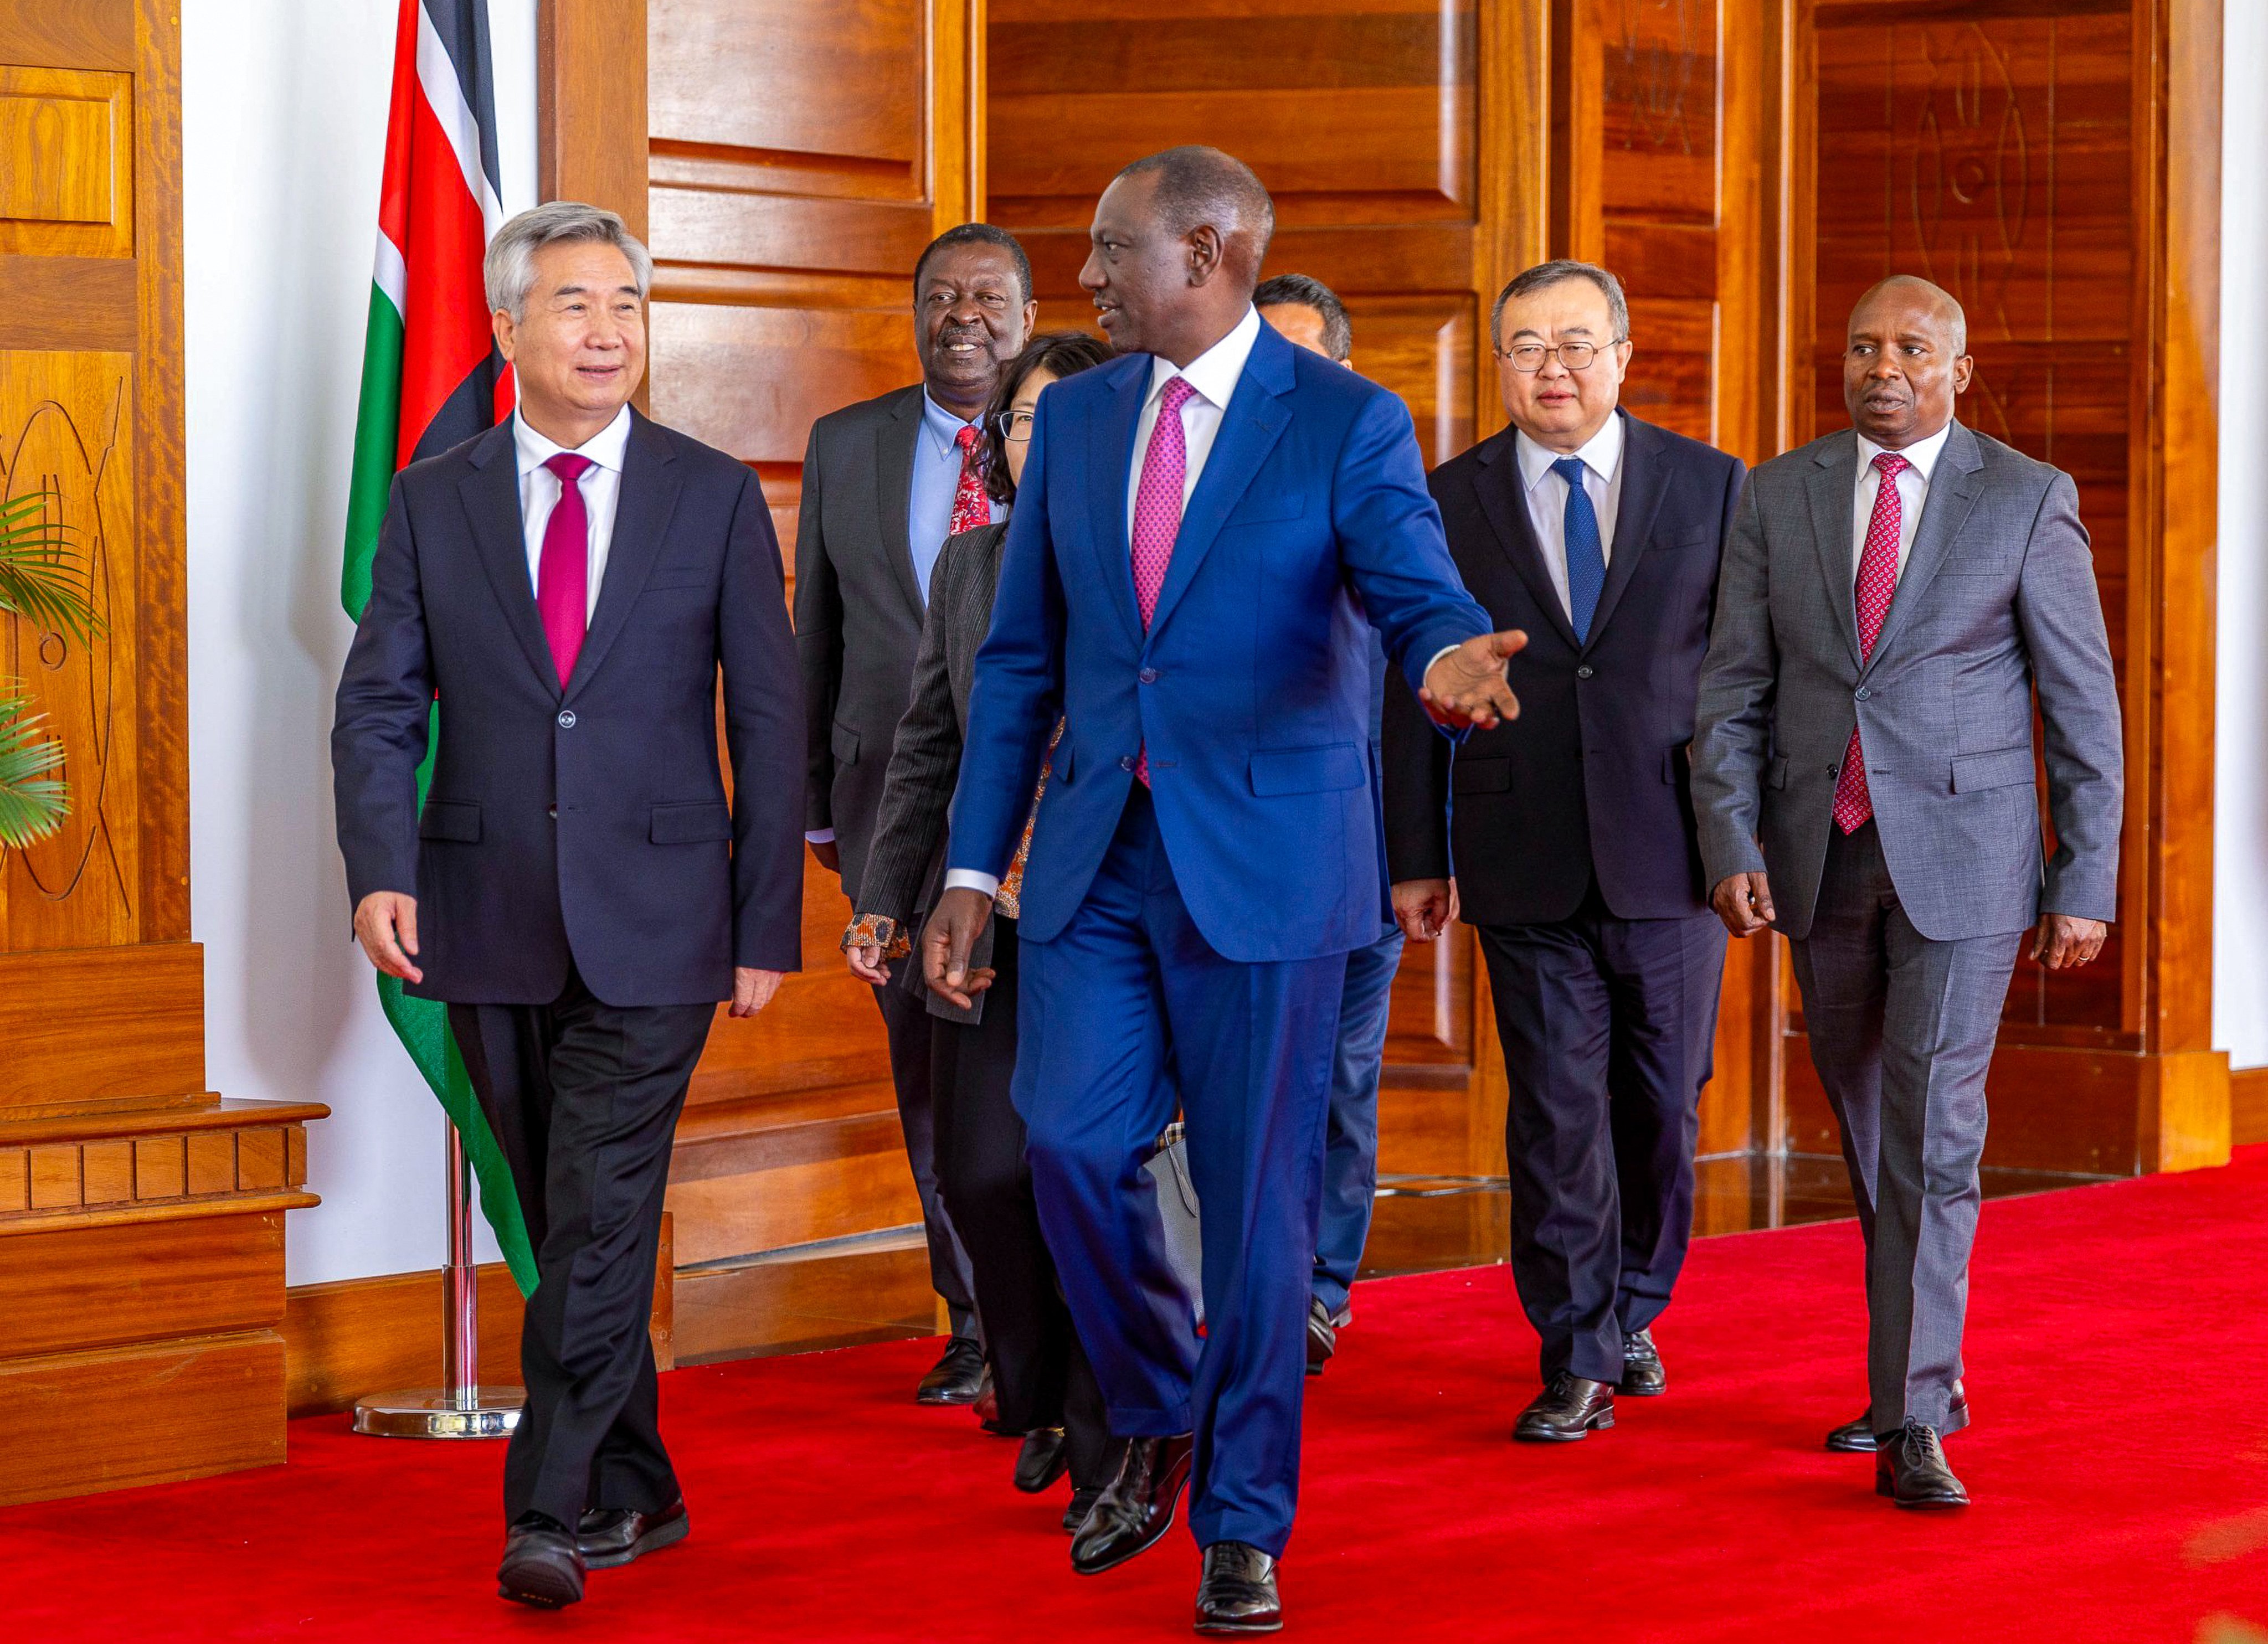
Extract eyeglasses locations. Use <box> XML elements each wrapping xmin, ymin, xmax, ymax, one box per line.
<box><xmin>1498</xmin><ymin>339</ymin><xmax>1627</xmax><ymax>373</ymax></box>
<box><xmin>1000</xmin><ymin>409</ymin><xmax>1036</xmax><ymax>444</ymax></box>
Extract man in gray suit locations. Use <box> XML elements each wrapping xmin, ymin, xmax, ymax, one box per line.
<box><xmin>1690</xmin><ymin>276</ymin><xmax>2122</xmax><ymax>1510</ymax></box>
<box><xmin>796</xmin><ymin>224</ymin><xmax>1038</xmax><ymax>1403</ymax></box>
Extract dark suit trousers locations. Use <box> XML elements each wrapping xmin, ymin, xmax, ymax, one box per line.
<box><xmin>1016</xmin><ymin>787</ymin><xmax>1343</xmax><ymax>1559</ymax></box>
<box><xmin>872</xmin><ymin>980</ymin><xmax>980</xmax><ymax>1341</ymax></box>
<box><xmin>929</xmin><ymin>919</ymin><xmax>1112</xmax><ymax>1486</ymax></box>
<box><xmin>1788</xmin><ymin>819</ymin><xmax>2019</xmax><ymax>1436</ymax></box>
<box><xmin>449</xmin><ymin>968</ymin><xmax>714</xmax><ymax>1528</ymax></box>
<box><xmin>1476</xmin><ymin>884</ymin><xmax>1725</xmax><ymax>1384</ymax></box>
<box><xmin>1313</xmin><ymin>928</ymin><xmax>1405</xmax><ymax>1317</ymax></box>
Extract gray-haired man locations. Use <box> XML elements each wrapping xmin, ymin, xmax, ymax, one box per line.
<box><xmin>1690</xmin><ymin>275</ymin><xmax>2121</xmax><ymax>1509</ymax></box>
<box><xmin>334</xmin><ymin>202</ymin><xmax>804</xmax><ymax>1605</ymax></box>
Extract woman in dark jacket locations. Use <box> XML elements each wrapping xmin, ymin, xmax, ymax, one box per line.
<box><xmin>842</xmin><ymin>331</ymin><xmax>1115</xmax><ymax>1529</ymax></box>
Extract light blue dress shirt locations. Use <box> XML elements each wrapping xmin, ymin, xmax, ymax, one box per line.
<box><xmin>908</xmin><ymin>390</ymin><xmax>999</xmax><ymax>602</ymax></box>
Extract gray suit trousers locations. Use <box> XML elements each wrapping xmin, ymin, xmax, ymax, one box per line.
<box><xmin>1789</xmin><ymin>820</ymin><xmax>2018</xmax><ymax>1437</ymax></box>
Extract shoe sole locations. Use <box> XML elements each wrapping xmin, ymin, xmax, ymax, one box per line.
<box><xmin>582</xmin><ymin>1512</ymin><xmax>691</xmax><ymax>1571</ymax></box>
<box><xmin>1072</xmin><ymin>1481</ymin><xmax>1189</xmax><ymax>1576</ymax></box>
<box><xmin>1616</xmin><ymin>1381</ymin><xmax>1665</xmax><ymax>1398</ymax></box>
<box><xmin>497</xmin><ymin>1565</ymin><xmax>583</xmax><ymax>1608</ymax></box>
<box><xmin>1196</xmin><ymin>1616</ymin><xmax>1284</xmax><ymax>1635</ymax></box>
<box><xmin>1513</xmin><ymin>1411</ymin><xmax>1614</xmax><ymax>1444</ymax></box>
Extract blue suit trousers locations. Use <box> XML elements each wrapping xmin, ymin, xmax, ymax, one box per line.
<box><xmin>1312</xmin><ymin>929</ymin><xmax>1403</xmax><ymax>1317</ymax></box>
<box><xmin>1015</xmin><ymin>787</ymin><xmax>1346</xmax><ymax>1558</ymax></box>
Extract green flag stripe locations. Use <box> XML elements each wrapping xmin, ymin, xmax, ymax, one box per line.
<box><xmin>342</xmin><ymin>280</ymin><xmax>538</xmax><ymax>1295</ymax></box>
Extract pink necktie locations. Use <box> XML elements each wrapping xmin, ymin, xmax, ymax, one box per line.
<box><xmin>949</xmin><ymin>424</ymin><xmax>990</xmax><ymax>537</ymax></box>
<box><xmin>536</xmin><ymin>452</ymin><xmax>594</xmax><ymax>688</ymax></box>
<box><xmin>1130</xmin><ymin>378</ymin><xmax>1197</xmax><ymax>785</ymax></box>
<box><xmin>1832</xmin><ymin>451</ymin><xmax>1911</xmax><ymax>834</ymax></box>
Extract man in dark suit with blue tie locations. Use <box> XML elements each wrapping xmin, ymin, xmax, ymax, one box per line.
<box><xmin>332</xmin><ymin>203</ymin><xmax>803</xmax><ymax>1609</ymax></box>
<box><xmin>1385</xmin><ymin>262</ymin><xmax>1744</xmax><ymax>1445</ymax></box>
<box><xmin>923</xmin><ymin>147</ymin><xmax>1521</xmax><ymax>1633</ymax></box>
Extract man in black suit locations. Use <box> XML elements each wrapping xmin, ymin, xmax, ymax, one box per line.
<box><xmin>796</xmin><ymin>224</ymin><xmax>1038</xmax><ymax>1403</ymax></box>
<box><xmin>333</xmin><ymin>202</ymin><xmax>803</xmax><ymax>1608</ymax></box>
<box><xmin>1385</xmin><ymin>261</ymin><xmax>1744</xmax><ymax>1442</ymax></box>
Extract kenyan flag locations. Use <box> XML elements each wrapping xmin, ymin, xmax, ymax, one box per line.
<box><xmin>341</xmin><ymin>0</ymin><xmax>533</xmax><ymax>1291</ymax></box>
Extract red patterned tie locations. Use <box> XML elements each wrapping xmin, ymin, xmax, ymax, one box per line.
<box><xmin>1129</xmin><ymin>378</ymin><xmax>1196</xmax><ymax>786</ymax></box>
<box><xmin>949</xmin><ymin>423</ymin><xmax>989</xmax><ymax>538</ymax></box>
<box><xmin>1831</xmin><ymin>451</ymin><xmax>1911</xmax><ymax>833</ymax></box>
<box><xmin>536</xmin><ymin>452</ymin><xmax>595</xmax><ymax>687</ymax></box>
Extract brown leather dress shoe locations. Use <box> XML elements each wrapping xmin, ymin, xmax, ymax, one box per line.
<box><xmin>1514</xmin><ymin>1373</ymin><xmax>1616</xmax><ymax>1442</ymax></box>
<box><xmin>1196</xmin><ymin>1541</ymin><xmax>1283</xmax><ymax>1635</ymax></box>
<box><xmin>1071</xmin><ymin>1432</ymin><xmax>1194</xmax><ymax>1575</ymax></box>
<box><xmin>498</xmin><ymin>1517</ymin><xmax>585</xmax><ymax>1608</ymax></box>
<box><xmin>1876</xmin><ymin>1419</ymin><xmax>1968</xmax><ymax>1508</ymax></box>
<box><xmin>575</xmin><ymin>1496</ymin><xmax>688</xmax><ymax>1569</ymax></box>
<box><xmin>1618</xmin><ymin>1328</ymin><xmax>1665</xmax><ymax>1396</ymax></box>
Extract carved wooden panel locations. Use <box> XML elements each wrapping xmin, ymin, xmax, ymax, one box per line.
<box><xmin>0</xmin><ymin>351</ymin><xmax>141</xmax><ymax>954</ymax></box>
<box><xmin>0</xmin><ymin>64</ymin><xmax>132</xmax><ymax>257</ymax></box>
<box><xmin>1808</xmin><ymin>7</ymin><xmax>2133</xmax><ymax>1039</ymax></box>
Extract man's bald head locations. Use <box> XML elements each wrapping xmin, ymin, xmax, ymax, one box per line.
<box><xmin>1113</xmin><ymin>146</ymin><xmax>1276</xmax><ymax>286</ymax></box>
<box><xmin>1843</xmin><ymin>274</ymin><xmax>1974</xmax><ymax>447</ymax></box>
<box><xmin>1081</xmin><ymin>146</ymin><xmax>1277</xmax><ymax>365</ymax></box>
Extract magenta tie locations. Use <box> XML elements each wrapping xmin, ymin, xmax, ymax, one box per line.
<box><xmin>1129</xmin><ymin>378</ymin><xmax>1197</xmax><ymax>785</ymax></box>
<box><xmin>536</xmin><ymin>451</ymin><xmax>595</xmax><ymax>687</ymax></box>
<box><xmin>1832</xmin><ymin>451</ymin><xmax>1911</xmax><ymax>834</ymax></box>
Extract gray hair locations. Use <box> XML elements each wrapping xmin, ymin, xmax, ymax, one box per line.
<box><xmin>484</xmin><ymin>200</ymin><xmax>654</xmax><ymax>322</ymax></box>
<box><xmin>1489</xmin><ymin>260</ymin><xmax>1630</xmax><ymax>351</ymax></box>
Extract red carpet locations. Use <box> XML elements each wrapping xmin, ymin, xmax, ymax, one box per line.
<box><xmin>7</xmin><ymin>1152</ymin><xmax>2268</xmax><ymax>1642</ymax></box>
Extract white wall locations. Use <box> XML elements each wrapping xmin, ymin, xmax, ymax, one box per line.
<box><xmin>183</xmin><ymin>0</ymin><xmax>538</xmax><ymax>1285</ymax></box>
<box><xmin>2217</xmin><ymin>4</ymin><xmax>2268</xmax><ymax>1072</ymax></box>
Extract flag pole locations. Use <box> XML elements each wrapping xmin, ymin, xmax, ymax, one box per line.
<box><xmin>352</xmin><ymin>1116</ymin><xmax>527</xmax><ymax>1439</ymax></box>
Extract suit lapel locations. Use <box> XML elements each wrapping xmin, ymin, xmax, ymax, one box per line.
<box><xmin>1086</xmin><ymin>358</ymin><xmax>1148</xmax><ymax>648</ymax></box>
<box><xmin>877</xmin><ymin>387</ymin><xmax>925</xmax><ymax>619</ymax></box>
<box><xmin>457</xmin><ymin>420</ymin><xmax>563</xmax><ymax>697</ymax></box>
<box><xmin>1582</xmin><ymin>409</ymin><xmax>1667</xmax><ymax>651</ymax></box>
<box><xmin>1143</xmin><ymin>348</ymin><xmax>1292</xmax><ymax>642</ymax></box>
<box><xmin>564</xmin><ymin>411</ymin><xmax>683</xmax><ymax>702</ymax></box>
<box><xmin>1806</xmin><ymin>433</ymin><xmax>1863</xmax><ymax>669</ymax></box>
<box><xmin>1470</xmin><ymin>433</ymin><xmax>1580</xmax><ymax>652</ymax></box>
<box><xmin>1863</xmin><ymin>420</ymin><xmax>1983</xmax><ymax>674</ymax></box>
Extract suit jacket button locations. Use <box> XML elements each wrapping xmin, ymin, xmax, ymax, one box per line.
<box><xmin>1827</xmin><ymin>765</ymin><xmax>1839</xmax><ymax>776</ymax></box>
<box><xmin>547</xmin><ymin>805</ymin><xmax>558</xmax><ymax>819</ymax></box>
<box><xmin>1139</xmin><ymin>667</ymin><xmax>1159</xmax><ymax>684</ymax></box>
<box><xmin>557</xmin><ymin>709</ymin><xmax>577</xmax><ymax>729</ymax></box>
<box><xmin>1575</xmin><ymin>665</ymin><xmax>1594</xmax><ymax>680</ymax></box>
<box><xmin>1119</xmin><ymin>755</ymin><xmax>1135</xmax><ymax>771</ymax></box>
<box><xmin>1854</xmin><ymin>687</ymin><xmax>1870</xmax><ymax>701</ymax></box>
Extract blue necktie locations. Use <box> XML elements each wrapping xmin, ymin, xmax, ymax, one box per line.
<box><xmin>1553</xmin><ymin>455</ymin><xmax>1606</xmax><ymax>643</ymax></box>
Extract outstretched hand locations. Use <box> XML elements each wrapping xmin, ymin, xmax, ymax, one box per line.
<box><xmin>1421</xmin><ymin>630</ymin><xmax>1527</xmax><ymax>729</ymax></box>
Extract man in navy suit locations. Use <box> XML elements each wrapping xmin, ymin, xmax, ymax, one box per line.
<box><xmin>923</xmin><ymin>147</ymin><xmax>1521</xmax><ymax>1633</ymax></box>
<box><xmin>1384</xmin><ymin>262</ymin><xmax>1744</xmax><ymax>1445</ymax></box>
<box><xmin>332</xmin><ymin>202</ymin><xmax>803</xmax><ymax>1609</ymax></box>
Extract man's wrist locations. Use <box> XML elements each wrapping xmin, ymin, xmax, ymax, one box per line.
<box><xmin>943</xmin><ymin>869</ymin><xmax>1000</xmax><ymax>899</ymax></box>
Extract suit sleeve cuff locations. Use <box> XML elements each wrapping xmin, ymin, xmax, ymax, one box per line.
<box><xmin>804</xmin><ymin>828</ymin><xmax>836</xmax><ymax>844</ymax></box>
<box><xmin>944</xmin><ymin>869</ymin><xmax>1000</xmax><ymax>899</ymax></box>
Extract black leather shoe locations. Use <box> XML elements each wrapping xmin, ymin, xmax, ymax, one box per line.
<box><xmin>575</xmin><ymin>1496</ymin><xmax>688</xmax><ymax>1570</ymax></box>
<box><xmin>1829</xmin><ymin>1382</ymin><xmax>1966</xmax><ymax>1452</ymax></box>
<box><xmin>1063</xmin><ymin>1483</ymin><xmax>1104</xmax><ymax>1535</ymax></box>
<box><xmin>1195</xmin><ymin>1541</ymin><xmax>1282</xmax><ymax>1635</ymax></box>
<box><xmin>1070</xmin><ymin>1432</ymin><xmax>1194</xmax><ymax>1575</ymax></box>
<box><xmin>1618</xmin><ymin>1328</ymin><xmax>1665</xmax><ymax>1396</ymax></box>
<box><xmin>498</xmin><ymin>1517</ymin><xmax>585</xmax><ymax>1608</ymax></box>
<box><xmin>1876</xmin><ymin>1419</ymin><xmax>1968</xmax><ymax>1508</ymax></box>
<box><xmin>916</xmin><ymin>1337</ymin><xmax>990</xmax><ymax>1405</ymax></box>
<box><xmin>1513</xmin><ymin>1373</ymin><xmax>1615</xmax><ymax>1442</ymax></box>
<box><xmin>1305</xmin><ymin>1296</ymin><xmax>1339</xmax><ymax>1375</ymax></box>
<box><xmin>1015</xmin><ymin>1426</ymin><xmax>1070</xmax><ymax>1494</ymax></box>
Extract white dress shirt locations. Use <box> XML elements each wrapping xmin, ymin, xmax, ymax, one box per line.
<box><xmin>515</xmin><ymin>404</ymin><xmax>632</xmax><ymax>621</ymax></box>
<box><xmin>1513</xmin><ymin>414</ymin><xmax>1626</xmax><ymax>622</ymax></box>
<box><xmin>1852</xmin><ymin>419</ymin><xmax>1953</xmax><ymax>584</ymax></box>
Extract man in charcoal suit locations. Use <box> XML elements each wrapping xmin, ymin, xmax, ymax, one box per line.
<box><xmin>1690</xmin><ymin>275</ymin><xmax>2122</xmax><ymax>1508</ymax></box>
<box><xmin>1385</xmin><ymin>260</ymin><xmax>1745</xmax><ymax>1444</ymax></box>
<box><xmin>333</xmin><ymin>203</ymin><xmax>803</xmax><ymax>1606</ymax></box>
<box><xmin>796</xmin><ymin>223</ymin><xmax>1038</xmax><ymax>1403</ymax></box>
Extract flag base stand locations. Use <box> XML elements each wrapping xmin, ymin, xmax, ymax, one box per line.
<box><xmin>354</xmin><ymin>1121</ymin><xmax>525</xmax><ymax>1440</ymax></box>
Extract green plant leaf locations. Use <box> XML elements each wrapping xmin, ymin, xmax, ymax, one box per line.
<box><xmin>0</xmin><ymin>489</ymin><xmax>105</xmax><ymax>645</ymax></box>
<box><xmin>0</xmin><ymin>679</ymin><xmax>69</xmax><ymax>848</ymax></box>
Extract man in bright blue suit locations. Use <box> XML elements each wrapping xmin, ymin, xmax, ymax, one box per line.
<box><xmin>923</xmin><ymin>147</ymin><xmax>1525</xmax><ymax>1634</ymax></box>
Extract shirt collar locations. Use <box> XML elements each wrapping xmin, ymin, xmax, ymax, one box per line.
<box><xmin>1513</xmin><ymin>410</ymin><xmax>1626</xmax><ymax>494</ymax></box>
<box><xmin>1146</xmin><ymin>305</ymin><xmax>1263</xmax><ymax>414</ymax></box>
<box><xmin>514</xmin><ymin>404</ymin><xmax>633</xmax><ymax>477</ymax></box>
<box><xmin>919</xmin><ymin>388</ymin><xmax>984</xmax><ymax>456</ymax></box>
<box><xmin>1856</xmin><ymin>418</ymin><xmax>1953</xmax><ymax>482</ymax></box>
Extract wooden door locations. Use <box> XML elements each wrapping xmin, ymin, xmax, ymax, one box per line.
<box><xmin>0</xmin><ymin>0</ymin><xmax>323</xmax><ymax>1504</ymax></box>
